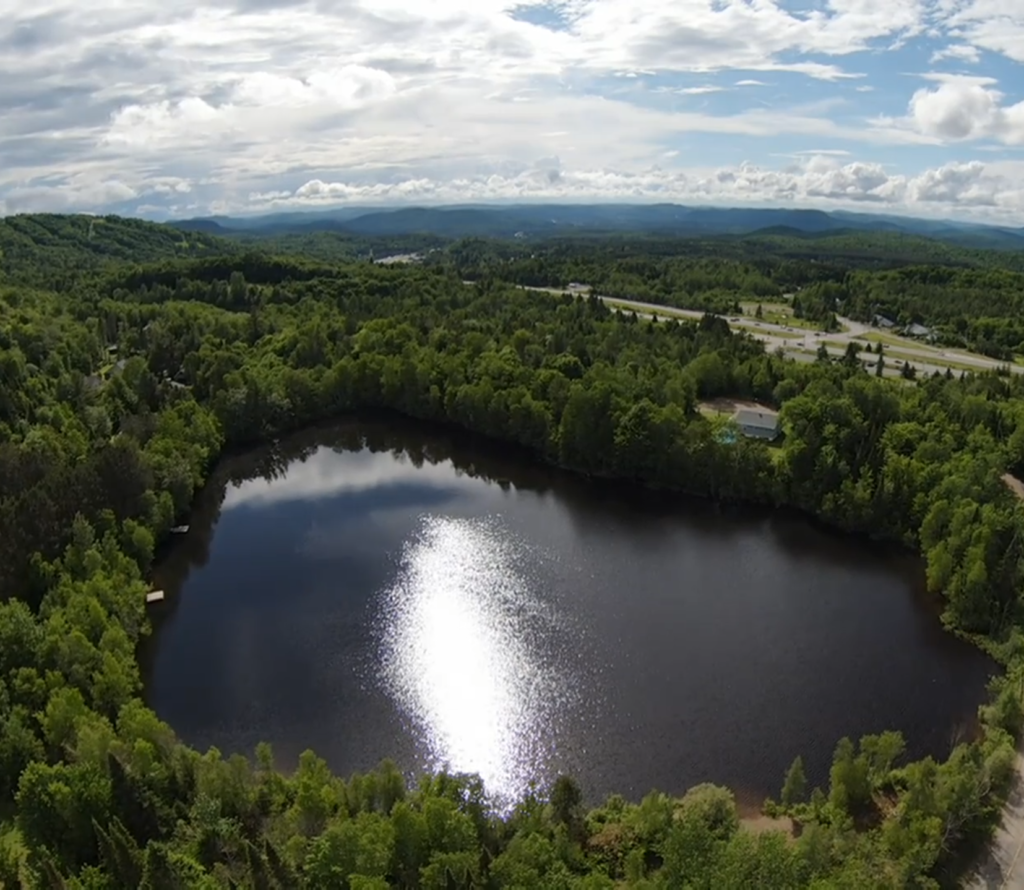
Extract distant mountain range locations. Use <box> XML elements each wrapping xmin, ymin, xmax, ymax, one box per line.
<box><xmin>170</xmin><ymin>204</ymin><xmax>1024</xmax><ymax>249</ymax></box>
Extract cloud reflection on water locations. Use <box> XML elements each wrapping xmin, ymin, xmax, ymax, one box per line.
<box><xmin>379</xmin><ymin>515</ymin><xmax>572</xmax><ymax>807</ymax></box>
<box><xmin>222</xmin><ymin>448</ymin><xmax>470</xmax><ymax>510</ymax></box>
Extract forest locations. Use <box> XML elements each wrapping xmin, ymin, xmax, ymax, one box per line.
<box><xmin>2</xmin><ymin>213</ymin><xmax>1024</xmax><ymax>887</ymax></box>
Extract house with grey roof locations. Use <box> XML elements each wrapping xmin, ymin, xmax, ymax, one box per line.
<box><xmin>733</xmin><ymin>408</ymin><xmax>780</xmax><ymax>441</ymax></box>
<box><xmin>906</xmin><ymin>323</ymin><xmax>932</xmax><ymax>339</ymax></box>
<box><xmin>873</xmin><ymin>314</ymin><xmax>896</xmax><ymax>329</ymax></box>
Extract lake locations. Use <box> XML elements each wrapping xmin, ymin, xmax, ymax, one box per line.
<box><xmin>143</xmin><ymin>417</ymin><xmax>995</xmax><ymax>809</ymax></box>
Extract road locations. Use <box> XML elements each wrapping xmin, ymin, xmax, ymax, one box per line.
<box><xmin>965</xmin><ymin>752</ymin><xmax>1024</xmax><ymax>889</ymax></box>
<box><xmin>515</xmin><ymin>286</ymin><xmax>1022</xmax><ymax>379</ymax></box>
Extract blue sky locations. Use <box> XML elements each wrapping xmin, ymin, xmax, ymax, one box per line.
<box><xmin>1</xmin><ymin>0</ymin><xmax>1023</xmax><ymax>223</ymax></box>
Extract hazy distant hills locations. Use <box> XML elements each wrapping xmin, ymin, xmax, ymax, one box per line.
<box><xmin>170</xmin><ymin>203</ymin><xmax>1024</xmax><ymax>249</ymax></box>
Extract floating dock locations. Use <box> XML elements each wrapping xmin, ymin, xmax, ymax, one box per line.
<box><xmin>171</xmin><ymin>525</ymin><xmax>190</xmax><ymax>534</ymax></box>
<box><xmin>146</xmin><ymin>590</ymin><xmax>165</xmax><ymax>604</ymax></box>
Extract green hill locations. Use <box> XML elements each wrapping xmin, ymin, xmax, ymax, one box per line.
<box><xmin>0</xmin><ymin>214</ymin><xmax>234</xmax><ymax>287</ymax></box>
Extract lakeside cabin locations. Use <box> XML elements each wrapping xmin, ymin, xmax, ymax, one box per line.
<box><xmin>733</xmin><ymin>408</ymin><xmax>780</xmax><ymax>441</ymax></box>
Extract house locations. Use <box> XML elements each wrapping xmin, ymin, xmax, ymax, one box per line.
<box><xmin>874</xmin><ymin>314</ymin><xmax>896</xmax><ymax>329</ymax></box>
<box><xmin>906</xmin><ymin>323</ymin><xmax>932</xmax><ymax>338</ymax></box>
<box><xmin>733</xmin><ymin>408</ymin><xmax>780</xmax><ymax>441</ymax></box>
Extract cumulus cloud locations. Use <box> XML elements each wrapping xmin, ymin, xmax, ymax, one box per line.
<box><xmin>904</xmin><ymin>76</ymin><xmax>1024</xmax><ymax>144</ymax></box>
<box><xmin>232</xmin><ymin>67</ymin><xmax>396</xmax><ymax>109</ymax></box>
<box><xmin>906</xmin><ymin>160</ymin><xmax>996</xmax><ymax>205</ymax></box>
<box><xmin>0</xmin><ymin>0</ymin><xmax>1021</xmax><ymax>222</ymax></box>
<box><xmin>242</xmin><ymin>155</ymin><xmax>1024</xmax><ymax>222</ymax></box>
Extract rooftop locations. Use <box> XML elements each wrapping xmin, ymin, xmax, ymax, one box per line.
<box><xmin>734</xmin><ymin>408</ymin><xmax>779</xmax><ymax>430</ymax></box>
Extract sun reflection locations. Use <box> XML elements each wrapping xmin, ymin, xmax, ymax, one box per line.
<box><xmin>379</xmin><ymin>516</ymin><xmax>569</xmax><ymax>806</ymax></box>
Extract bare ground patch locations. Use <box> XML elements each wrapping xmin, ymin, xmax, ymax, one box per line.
<box><xmin>740</xmin><ymin>813</ymin><xmax>797</xmax><ymax>839</ymax></box>
<box><xmin>1002</xmin><ymin>474</ymin><xmax>1024</xmax><ymax>502</ymax></box>
<box><xmin>697</xmin><ymin>397</ymin><xmax>773</xmax><ymax>417</ymax></box>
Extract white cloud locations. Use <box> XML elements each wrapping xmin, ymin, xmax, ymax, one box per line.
<box><xmin>902</xmin><ymin>76</ymin><xmax>1024</xmax><ymax>144</ymax></box>
<box><xmin>676</xmin><ymin>85</ymin><xmax>726</xmax><ymax>95</ymax></box>
<box><xmin>940</xmin><ymin>2</ymin><xmax>1024</xmax><ymax>63</ymax></box>
<box><xmin>232</xmin><ymin>67</ymin><xmax>396</xmax><ymax>109</ymax></box>
<box><xmin>3</xmin><ymin>178</ymin><xmax>138</xmax><ymax>212</ymax></box>
<box><xmin>906</xmin><ymin>160</ymin><xmax>995</xmax><ymax>204</ymax></box>
<box><xmin>242</xmin><ymin>155</ymin><xmax>1024</xmax><ymax>222</ymax></box>
<box><xmin>930</xmin><ymin>44</ymin><xmax>981</xmax><ymax>63</ymax></box>
<box><xmin>105</xmin><ymin>98</ymin><xmax>223</xmax><ymax>149</ymax></box>
<box><xmin>0</xmin><ymin>0</ymin><xmax>1021</xmax><ymax>222</ymax></box>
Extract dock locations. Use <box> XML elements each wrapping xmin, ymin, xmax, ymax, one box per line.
<box><xmin>171</xmin><ymin>525</ymin><xmax>190</xmax><ymax>534</ymax></box>
<box><xmin>146</xmin><ymin>590</ymin><xmax>165</xmax><ymax>604</ymax></box>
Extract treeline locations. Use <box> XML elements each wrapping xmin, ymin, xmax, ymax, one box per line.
<box><xmin>1</xmin><ymin>233</ymin><xmax>1024</xmax><ymax>886</ymax></box>
<box><xmin>440</xmin><ymin>238</ymin><xmax>831</xmax><ymax>312</ymax></box>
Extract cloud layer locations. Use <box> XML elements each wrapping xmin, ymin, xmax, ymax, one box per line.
<box><xmin>1</xmin><ymin>0</ymin><xmax>1023</xmax><ymax>221</ymax></box>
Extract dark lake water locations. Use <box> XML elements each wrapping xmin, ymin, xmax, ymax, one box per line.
<box><xmin>143</xmin><ymin>417</ymin><xmax>996</xmax><ymax>809</ymax></box>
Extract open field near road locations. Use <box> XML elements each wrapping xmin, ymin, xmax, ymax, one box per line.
<box><xmin>738</xmin><ymin>301</ymin><xmax>831</xmax><ymax>331</ymax></box>
<box><xmin>734</xmin><ymin>324</ymin><xmax>804</xmax><ymax>339</ymax></box>
<box><xmin>857</xmin><ymin>330</ymin><xmax>925</xmax><ymax>348</ymax></box>
<box><xmin>880</xmin><ymin>349</ymin><xmax>986</xmax><ymax>374</ymax></box>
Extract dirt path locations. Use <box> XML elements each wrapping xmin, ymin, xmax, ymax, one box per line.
<box><xmin>965</xmin><ymin>752</ymin><xmax>1024</xmax><ymax>889</ymax></box>
<box><xmin>1002</xmin><ymin>474</ymin><xmax>1024</xmax><ymax>502</ymax></box>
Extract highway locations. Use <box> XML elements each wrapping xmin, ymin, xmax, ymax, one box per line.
<box><xmin>516</xmin><ymin>286</ymin><xmax>1022</xmax><ymax>379</ymax></box>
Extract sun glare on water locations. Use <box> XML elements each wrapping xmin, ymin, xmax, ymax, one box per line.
<box><xmin>379</xmin><ymin>515</ymin><xmax>570</xmax><ymax>806</ymax></box>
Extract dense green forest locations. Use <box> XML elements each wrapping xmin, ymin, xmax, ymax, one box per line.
<box><xmin>2</xmin><ymin>213</ymin><xmax>1024</xmax><ymax>887</ymax></box>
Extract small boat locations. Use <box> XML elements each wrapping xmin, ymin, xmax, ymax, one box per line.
<box><xmin>146</xmin><ymin>590</ymin><xmax>165</xmax><ymax>604</ymax></box>
<box><xmin>170</xmin><ymin>525</ymin><xmax>190</xmax><ymax>534</ymax></box>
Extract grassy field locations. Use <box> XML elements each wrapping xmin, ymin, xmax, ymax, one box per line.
<box><xmin>857</xmin><ymin>330</ymin><xmax>936</xmax><ymax>350</ymax></box>
<box><xmin>880</xmin><ymin>349</ymin><xmax>984</xmax><ymax>374</ymax></box>
<box><xmin>855</xmin><ymin>332</ymin><xmax>1019</xmax><ymax>373</ymax></box>
<box><xmin>604</xmin><ymin>298</ymin><xmax>695</xmax><ymax>320</ymax></box>
<box><xmin>733</xmin><ymin>323</ymin><xmax>804</xmax><ymax>339</ymax></box>
<box><xmin>824</xmin><ymin>341</ymin><xmax>976</xmax><ymax>374</ymax></box>
<box><xmin>739</xmin><ymin>302</ymin><xmax>824</xmax><ymax>331</ymax></box>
